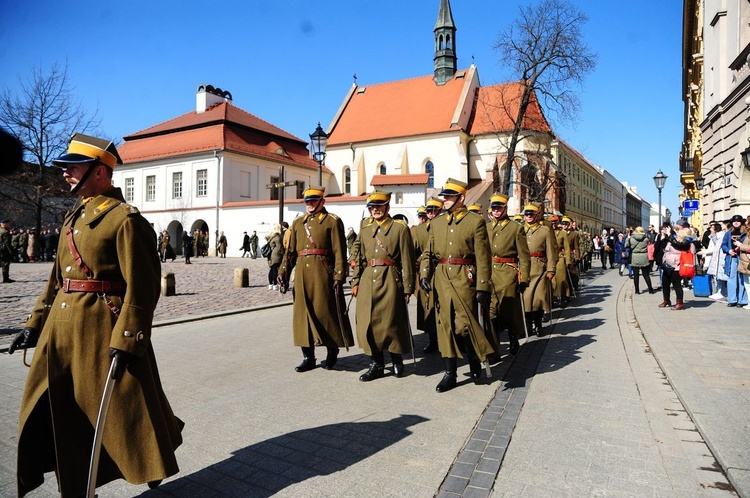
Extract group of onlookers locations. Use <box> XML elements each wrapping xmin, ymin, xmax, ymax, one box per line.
<box><xmin>5</xmin><ymin>226</ymin><xmax>60</xmax><ymax>263</ymax></box>
<box><xmin>591</xmin><ymin>214</ymin><xmax>750</xmax><ymax>311</ymax></box>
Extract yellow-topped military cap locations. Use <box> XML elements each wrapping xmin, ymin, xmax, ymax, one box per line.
<box><xmin>426</xmin><ymin>197</ymin><xmax>444</xmax><ymax>209</ymax></box>
<box><xmin>490</xmin><ymin>193</ymin><xmax>509</xmax><ymax>206</ymax></box>
<box><xmin>513</xmin><ymin>214</ymin><xmax>523</xmax><ymax>221</ymax></box>
<box><xmin>52</xmin><ymin>133</ymin><xmax>122</xmax><ymax>170</ymax></box>
<box><xmin>303</xmin><ymin>186</ymin><xmax>326</xmax><ymax>201</ymax></box>
<box><xmin>439</xmin><ymin>178</ymin><xmax>468</xmax><ymax>196</ymax></box>
<box><xmin>467</xmin><ymin>203</ymin><xmax>482</xmax><ymax>213</ymax></box>
<box><xmin>366</xmin><ymin>190</ymin><xmax>391</xmax><ymax>206</ymax></box>
<box><xmin>561</xmin><ymin>216</ymin><xmax>572</xmax><ymax>224</ymax></box>
<box><xmin>417</xmin><ymin>206</ymin><xmax>427</xmax><ymax>215</ymax></box>
<box><xmin>522</xmin><ymin>204</ymin><xmax>539</xmax><ymax>214</ymax></box>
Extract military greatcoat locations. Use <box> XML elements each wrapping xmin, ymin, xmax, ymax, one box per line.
<box><xmin>17</xmin><ymin>187</ymin><xmax>183</xmax><ymax>498</ymax></box>
<box><xmin>351</xmin><ymin>216</ymin><xmax>415</xmax><ymax>355</ymax></box>
<box><xmin>554</xmin><ymin>228</ymin><xmax>571</xmax><ymax>298</ymax></box>
<box><xmin>413</xmin><ymin>219</ymin><xmax>437</xmax><ymax>331</ymax></box>
<box><xmin>487</xmin><ymin>218</ymin><xmax>530</xmax><ymax>335</ymax></box>
<box><xmin>524</xmin><ymin>222</ymin><xmax>558</xmax><ymax>313</ymax></box>
<box><xmin>280</xmin><ymin>209</ymin><xmax>354</xmax><ymax>348</ymax></box>
<box><xmin>419</xmin><ymin>208</ymin><xmax>493</xmax><ymax>361</ymax></box>
<box><xmin>566</xmin><ymin>228</ymin><xmax>581</xmax><ymax>287</ymax></box>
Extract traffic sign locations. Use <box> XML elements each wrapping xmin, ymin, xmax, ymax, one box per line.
<box><xmin>680</xmin><ymin>211</ymin><xmax>694</xmax><ymax>218</ymax></box>
<box><xmin>683</xmin><ymin>199</ymin><xmax>699</xmax><ymax>211</ymax></box>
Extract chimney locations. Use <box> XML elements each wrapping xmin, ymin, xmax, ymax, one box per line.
<box><xmin>196</xmin><ymin>84</ymin><xmax>233</xmax><ymax>113</ymax></box>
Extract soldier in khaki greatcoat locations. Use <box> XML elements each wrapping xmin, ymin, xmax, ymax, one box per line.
<box><xmin>563</xmin><ymin>216</ymin><xmax>581</xmax><ymax>291</ymax></box>
<box><xmin>551</xmin><ymin>215</ymin><xmax>572</xmax><ymax>304</ymax></box>
<box><xmin>523</xmin><ymin>204</ymin><xmax>557</xmax><ymax>336</ymax></box>
<box><xmin>0</xmin><ymin>220</ymin><xmax>14</xmax><ymax>282</ymax></box>
<box><xmin>350</xmin><ymin>191</ymin><xmax>415</xmax><ymax>381</ymax></box>
<box><xmin>487</xmin><ymin>193</ymin><xmax>530</xmax><ymax>355</ymax></box>
<box><xmin>414</xmin><ymin>197</ymin><xmax>443</xmax><ymax>353</ymax></box>
<box><xmin>419</xmin><ymin>178</ymin><xmax>493</xmax><ymax>393</ymax></box>
<box><xmin>9</xmin><ymin>133</ymin><xmax>183</xmax><ymax>497</ymax></box>
<box><xmin>278</xmin><ymin>186</ymin><xmax>354</xmax><ymax>372</ymax></box>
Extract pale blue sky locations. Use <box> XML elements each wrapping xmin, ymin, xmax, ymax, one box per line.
<box><xmin>0</xmin><ymin>0</ymin><xmax>684</xmax><ymax>210</ymax></box>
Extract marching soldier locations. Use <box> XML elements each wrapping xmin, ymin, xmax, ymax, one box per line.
<box><xmin>467</xmin><ymin>203</ymin><xmax>483</xmax><ymax>215</ymax></box>
<box><xmin>414</xmin><ymin>197</ymin><xmax>443</xmax><ymax>353</ymax></box>
<box><xmin>0</xmin><ymin>220</ymin><xmax>14</xmax><ymax>282</ymax></box>
<box><xmin>278</xmin><ymin>186</ymin><xmax>354</xmax><ymax>372</ymax></box>
<box><xmin>563</xmin><ymin>216</ymin><xmax>581</xmax><ymax>290</ymax></box>
<box><xmin>487</xmin><ymin>193</ymin><xmax>530</xmax><ymax>355</ymax></box>
<box><xmin>523</xmin><ymin>204</ymin><xmax>557</xmax><ymax>335</ymax></box>
<box><xmin>551</xmin><ymin>215</ymin><xmax>572</xmax><ymax>305</ymax></box>
<box><xmin>8</xmin><ymin>133</ymin><xmax>183</xmax><ymax>497</ymax></box>
<box><xmin>419</xmin><ymin>178</ymin><xmax>493</xmax><ymax>393</ymax></box>
<box><xmin>351</xmin><ymin>191</ymin><xmax>415</xmax><ymax>381</ymax></box>
<box><xmin>512</xmin><ymin>214</ymin><xmax>524</xmax><ymax>225</ymax></box>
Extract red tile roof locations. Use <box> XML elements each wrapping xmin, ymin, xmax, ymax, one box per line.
<box><xmin>119</xmin><ymin>102</ymin><xmax>321</xmax><ymax>171</ymax></box>
<box><xmin>370</xmin><ymin>174</ymin><xmax>430</xmax><ymax>186</ymax></box>
<box><xmin>468</xmin><ymin>82</ymin><xmax>552</xmax><ymax>135</ymax></box>
<box><xmin>327</xmin><ymin>71</ymin><xmax>472</xmax><ymax>145</ymax></box>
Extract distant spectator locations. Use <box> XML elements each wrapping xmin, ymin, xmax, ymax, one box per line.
<box><xmin>659</xmin><ymin>226</ymin><xmax>693</xmax><ymax>310</ymax></box>
<box><xmin>627</xmin><ymin>227</ymin><xmax>655</xmax><ymax>294</ymax></box>
<box><xmin>182</xmin><ymin>230</ymin><xmax>193</xmax><ymax>264</ymax></box>
<box><xmin>250</xmin><ymin>230</ymin><xmax>259</xmax><ymax>258</ymax></box>
<box><xmin>241</xmin><ymin>231</ymin><xmax>251</xmax><ymax>258</ymax></box>
<box><xmin>614</xmin><ymin>233</ymin><xmax>627</xmax><ymax>276</ymax></box>
<box><xmin>699</xmin><ymin>221</ymin><xmax>726</xmax><ymax>301</ymax></box>
<box><xmin>266</xmin><ymin>224</ymin><xmax>284</xmax><ymax>291</ymax></box>
<box><xmin>721</xmin><ymin>214</ymin><xmax>748</xmax><ymax>308</ymax></box>
<box><xmin>217</xmin><ymin>231</ymin><xmax>227</xmax><ymax>258</ymax></box>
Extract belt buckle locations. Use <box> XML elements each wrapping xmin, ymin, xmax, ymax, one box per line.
<box><xmin>63</xmin><ymin>278</ymin><xmax>71</xmax><ymax>292</ymax></box>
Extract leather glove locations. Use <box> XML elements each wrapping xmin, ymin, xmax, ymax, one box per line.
<box><xmin>109</xmin><ymin>348</ymin><xmax>134</xmax><ymax>381</ymax></box>
<box><xmin>349</xmin><ymin>260</ymin><xmax>357</xmax><ymax>269</ymax></box>
<box><xmin>518</xmin><ymin>281</ymin><xmax>528</xmax><ymax>293</ymax></box>
<box><xmin>9</xmin><ymin>327</ymin><xmax>39</xmax><ymax>354</ymax></box>
<box><xmin>276</xmin><ymin>273</ymin><xmax>286</xmax><ymax>287</ymax></box>
<box><xmin>476</xmin><ymin>290</ymin><xmax>490</xmax><ymax>308</ymax></box>
<box><xmin>404</xmin><ymin>293</ymin><xmax>411</xmax><ymax>304</ymax></box>
<box><xmin>420</xmin><ymin>278</ymin><xmax>431</xmax><ymax>292</ymax></box>
<box><xmin>546</xmin><ymin>272</ymin><xmax>555</xmax><ymax>280</ymax></box>
<box><xmin>332</xmin><ymin>279</ymin><xmax>343</xmax><ymax>293</ymax></box>
<box><xmin>352</xmin><ymin>285</ymin><xmax>359</xmax><ymax>297</ymax></box>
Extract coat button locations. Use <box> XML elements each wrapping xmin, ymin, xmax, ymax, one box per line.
<box><xmin>123</xmin><ymin>331</ymin><xmax>132</xmax><ymax>337</ymax></box>
<box><xmin>137</xmin><ymin>332</ymin><xmax>145</xmax><ymax>341</ymax></box>
<box><xmin>80</xmin><ymin>213</ymin><xmax>85</xmax><ymax>218</ymax></box>
<box><xmin>74</xmin><ymin>229</ymin><xmax>79</xmax><ymax>235</ymax></box>
<box><xmin>65</xmin><ymin>266</ymin><xmax>72</xmax><ymax>272</ymax></box>
<box><xmin>60</xmin><ymin>302</ymin><xmax>66</xmax><ymax>309</ymax></box>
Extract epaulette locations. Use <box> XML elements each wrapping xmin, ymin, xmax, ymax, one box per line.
<box><xmin>328</xmin><ymin>213</ymin><xmax>339</xmax><ymax>221</ymax></box>
<box><xmin>119</xmin><ymin>202</ymin><xmax>140</xmax><ymax>215</ymax></box>
<box><xmin>395</xmin><ymin>218</ymin><xmax>408</xmax><ymax>227</ymax></box>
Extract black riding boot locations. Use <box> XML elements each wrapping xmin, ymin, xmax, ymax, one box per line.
<box><xmin>436</xmin><ymin>358</ymin><xmax>458</xmax><ymax>392</ymax></box>
<box><xmin>321</xmin><ymin>347</ymin><xmax>339</xmax><ymax>370</ymax></box>
<box><xmin>295</xmin><ymin>347</ymin><xmax>317</xmax><ymax>372</ymax></box>
<box><xmin>391</xmin><ymin>353</ymin><xmax>405</xmax><ymax>377</ymax></box>
<box><xmin>360</xmin><ymin>351</ymin><xmax>385</xmax><ymax>382</ymax></box>
<box><xmin>534</xmin><ymin>311</ymin><xmax>544</xmax><ymax>336</ymax></box>
<box><xmin>508</xmin><ymin>330</ymin><xmax>520</xmax><ymax>355</ymax></box>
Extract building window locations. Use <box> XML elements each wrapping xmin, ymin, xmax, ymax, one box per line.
<box><xmin>425</xmin><ymin>161</ymin><xmax>434</xmax><ymax>188</ymax></box>
<box><xmin>241</xmin><ymin>171</ymin><xmax>251</xmax><ymax>198</ymax></box>
<box><xmin>344</xmin><ymin>167</ymin><xmax>351</xmax><ymax>194</ymax></box>
<box><xmin>395</xmin><ymin>192</ymin><xmax>403</xmax><ymax>204</ymax></box>
<box><xmin>172</xmin><ymin>172</ymin><xmax>183</xmax><ymax>199</ymax></box>
<box><xmin>146</xmin><ymin>175</ymin><xmax>156</xmax><ymax>202</ymax></box>
<box><xmin>197</xmin><ymin>169</ymin><xmax>208</xmax><ymax>197</ymax></box>
<box><xmin>296</xmin><ymin>181</ymin><xmax>306</xmax><ymax>199</ymax></box>
<box><xmin>124</xmin><ymin>177</ymin><xmax>134</xmax><ymax>202</ymax></box>
<box><xmin>270</xmin><ymin>176</ymin><xmax>279</xmax><ymax>201</ymax></box>
<box><xmin>380</xmin><ymin>164</ymin><xmax>387</xmax><ymax>175</ymax></box>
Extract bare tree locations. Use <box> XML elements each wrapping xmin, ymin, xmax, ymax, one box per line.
<box><xmin>0</xmin><ymin>61</ymin><xmax>100</xmax><ymax>233</ymax></box>
<box><xmin>490</xmin><ymin>0</ymin><xmax>597</xmax><ymax>204</ymax></box>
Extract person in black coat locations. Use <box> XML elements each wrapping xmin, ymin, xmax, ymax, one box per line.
<box><xmin>182</xmin><ymin>231</ymin><xmax>194</xmax><ymax>264</ymax></box>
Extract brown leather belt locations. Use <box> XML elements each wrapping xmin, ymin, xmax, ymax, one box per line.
<box><xmin>530</xmin><ymin>252</ymin><xmax>546</xmax><ymax>258</ymax></box>
<box><xmin>298</xmin><ymin>249</ymin><xmax>329</xmax><ymax>256</ymax></box>
<box><xmin>492</xmin><ymin>257</ymin><xmax>518</xmax><ymax>264</ymax></box>
<box><xmin>62</xmin><ymin>278</ymin><xmax>126</xmax><ymax>294</ymax></box>
<box><xmin>367</xmin><ymin>259</ymin><xmax>395</xmax><ymax>267</ymax></box>
<box><xmin>437</xmin><ymin>257</ymin><xmax>474</xmax><ymax>265</ymax></box>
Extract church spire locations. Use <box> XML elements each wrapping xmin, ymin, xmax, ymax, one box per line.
<box><xmin>433</xmin><ymin>0</ymin><xmax>457</xmax><ymax>85</ymax></box>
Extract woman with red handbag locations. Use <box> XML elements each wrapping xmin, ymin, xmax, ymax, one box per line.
<box><xmin>659</xmin><ymin>227</ymin><xmax>693</xmax><ymax>310</ymax></box>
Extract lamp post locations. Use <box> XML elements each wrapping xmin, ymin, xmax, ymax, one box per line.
<box><xmin>653</xmin><ymin>170</ymin><xmax>668</xmax><ymax>227</ymax></box>
<box><xmin>309</xmin><ymin>122</ymin><xmax>329</xmax><ymax>185</ymax></box>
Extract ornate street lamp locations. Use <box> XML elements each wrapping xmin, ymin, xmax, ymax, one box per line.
<box><xmin>309</xmin><ymin>122</ymin><xmax>329</xmax><ymax>185</ymax></box>
<box><xmin>653</xmin><ymin>170</ymin><xmax>668</xmax><ymax>227</ymax></box>
<box><xmin>694</xmin><ymin>175</ymin><xmax>704</xmax><ymax>190</ymax></box>
<box><xmin>741</xmin><ymin>138</ymin><xmax>750</xmax><ymax>169</ymax></box>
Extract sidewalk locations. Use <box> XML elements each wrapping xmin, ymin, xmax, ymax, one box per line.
<box><xmin>0</xmin><ymin>263</ymin><xmax>746</xmax><ymax>497</ymax></box>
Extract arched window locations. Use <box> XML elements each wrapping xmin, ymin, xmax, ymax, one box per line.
<box><xmin>380</xmin><ymin>164</ymin><xmax>387</xmax><ymax>175</ymax></box>
<box><xmin>344</xmin><ymin>167</ymin><xmax>351</xmax><ymax>194</ymax></box>
<box><xmin>438</xmin><ymin>35</ymin><xmax>444</xmax><ymax>50</ymax></box>
<box><xmin>446</xmin><ymin>35</ymin><xmax>452</xmax><ymax>49</ymax></box>
<box><xmin>425</xmin><ymin>161</ymin><xmax>434</xmax><ymax>188</ymax></box>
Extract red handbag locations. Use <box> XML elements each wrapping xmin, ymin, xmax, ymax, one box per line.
<box><xmin>679</xmin><ymin>250</ymin><xmax>695</xmax><ymax>278</ymax></box>
<box><xmin>647</xmin><ymin>242</ymin><xmax>655</xmax><ymax>261</ymax></box>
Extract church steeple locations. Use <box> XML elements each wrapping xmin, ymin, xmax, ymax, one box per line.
<box><xmin>433</xmin><ymin>0</ymin><xmax>457</xmax><ymax>85</ymax></box>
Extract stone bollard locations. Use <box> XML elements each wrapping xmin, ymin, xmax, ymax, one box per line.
<box><xmin>234</xmin><ymin>267</ymin><xmax>249</xmax><ymax>288</ymax></box>
<box><xmin>161</xmin><ymin>272</ymin><xmax>175</xmax><ymax>297</ymax></box>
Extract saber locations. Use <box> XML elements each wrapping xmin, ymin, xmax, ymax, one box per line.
<box><xmin>333</xmin><ymin>285</ymin><xmax>350</xmax><ymax>351</ymax></box>
<box><xmin>566</xmin><ymin>265</ymin><xmax>577</xmax><ymax>298</ymax></box>
<box><xmin>477</xmin><ymin>300</ymin><xmax>495</xmax><ymax>378</ymax></box>
<box><xmin>87</xmin><ymin>355</ymin><xmax>119</xmax><ymax>498</ymax></box>
<box><xmin>345</xmin><ymin>292</ymin><xmax>355</xmax><ymax>315</ymax></box>
<box><xmin>404</xmin><ymin>296</ymin><xmax>417</xmax><ymax>368</ymax></box>
<box><xmin>519</xmin><ymin>290</ymin><xmax>529</xmax><ymax>339</ymax></box>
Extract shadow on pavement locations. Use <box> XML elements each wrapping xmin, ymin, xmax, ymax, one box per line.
<box><xmin>135</xmin><ymin>414</ymin><xmax>428</xmax><ymax>497</ymax></box>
